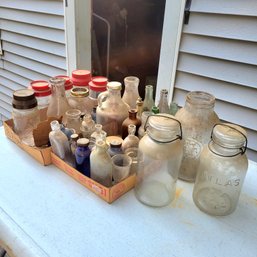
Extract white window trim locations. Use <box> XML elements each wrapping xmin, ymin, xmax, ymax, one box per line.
<box><xmin>64</xmin><ymin>0</ymin><xmax>185</xmax><ymax>101</ymax></box>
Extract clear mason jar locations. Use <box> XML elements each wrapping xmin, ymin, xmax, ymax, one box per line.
<box><xmin>175</xmin><ymin>91</ymin><xmax>220</xmax><ymax>182</ymax></box>
<box><xmin>12</xmin><ymin>89</ymin><xmax>40</xmax><ymax>146</ymax></box>
<box><xmin>193</xmin><ymin>123</ymin><xmax>248</xmax><ymax>216</ymax></box>
<box><xmin>134</xmin><ymin>114</ymin><xmax>183</xmax><ymax>207</ymax></box>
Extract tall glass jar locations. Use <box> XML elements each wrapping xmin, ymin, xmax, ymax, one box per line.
<box><xmin>96</xmin><ymin>81</ymin><xmax>129</xmax><ymax>136</ymax></box>
<box><xmin>12</xmin><ymin>89</ymin><xmax>40</xmax><ymax>146</ymax></box>
<box><xmin>193</xmin><ymin>123</ymin><xmax>248</xmax><ymax>216</ymax></box>
<box><xmin>65</xmin><ymin>109</ymin><xmax>82</xmax><ymax>134</ymax></box>
<box><xmin>68</xmin><ymin>87</ymin><xmax>91</xmax><ymax>116</ymax></box>
<box><xmin>135</xmin><ymin>114</ymin><xmax>183</xmax><ymax>207</ymax></box>
<box><xmin>175</xmin><ymin>91</ymin><xmax>220</xmax><ymax>182</ymax></box>
<box><xmin>142</xmin><ymin>85</ymin><xmax>155</xmax><ymax>112</ymax></box>
<box><xmin>47</xmin><ymin>77</ymin><xmax>71</xmax><ymax>119</ymax></box>
<box><xmin>122</xmin><ymin>76</ymin><xmax>140</xmax><ymax>109</ymax></box>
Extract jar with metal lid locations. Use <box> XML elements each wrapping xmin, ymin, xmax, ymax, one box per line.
<box><xmin>68</xmin><ymin>87</ymin><xmax>91</xmax><ymax>116</ymax></box>
<box><xmin>134</xmin><ymin>114</ymin><xmax>183</xmax><ymax>207</ymax></box>
<box><xmin>12</xmin><ymin>89</ymin><xmax>40</xmax><ymax>146</ymax></box>
<box><xmin>71</xmin><ymin>70</ymin><xmax>91</xmax><ymax>88</ymax></box>
<box><xmin>30</xmin><ymin>80</ymin><xmax>51</xmax><ymax>109</ymax></box>
<box><xmin>193</xmin><ymin>123</ymin><xmax>248</xmax><ymax>216</ymax></box>
<box><xmin>175</xmin><ymin>91</ymin><xmax>220</xmax><ymax>182</ymax></box>
<box><xmin>96</xmin><ymin>81</ymin><xmax>129</xmax><ymax>136</ymax></box>
<box><xmin>55</xmin><ymin>75</ymin><xmax>73</xmax><ymax>98</ymax></box>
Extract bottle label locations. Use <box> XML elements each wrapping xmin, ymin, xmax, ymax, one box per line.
<box><xmin>183</xmin><ymin>138</ymin><xmax>202</xmax><ymax>159</ymax></box>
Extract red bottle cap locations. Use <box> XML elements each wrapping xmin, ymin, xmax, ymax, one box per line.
<box><xmin>30</xmin><ymin>80</ymin><xmax>50</xmax><ymax>91</ymax></box>
<box><xmin>55</xmin><ymin>75</ymin><xmax>73</xmax><ymax>90</ymax></box>
<box><xmin>89</xmin><ymin>76</ymin><xmax>108</xmax><ymax>92</ymax></box>
<box><xmin>71</xmin><ymin>70</ymin><xmax>91</xmax><ymax>86</ymax></box>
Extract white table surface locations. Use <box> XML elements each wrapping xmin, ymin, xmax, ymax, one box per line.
<box><xmin>0</xmin><ymin>126</ymin><xmax>257</xmax><ymax>257</ymax></box>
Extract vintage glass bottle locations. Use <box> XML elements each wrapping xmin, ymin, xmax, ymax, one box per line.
<box><xmin>47</xmin><ymin>77</ymin><xmax>71</xmax><ymax>119</ymax></box>
<box><xmin>122</xmin><ymin>124</ymin><xmax>140</xmax><ymax>152</ymax></box>
<box><xmin>138</xmin><ymin>111</ymin><xmax>152</xmax><ymax>139</ymax></box>
<box><xmin>142</xmin><ymin>85</ymin><xmax>155</xmax><ymax>112</ymax></box>
<box><xmin>80</xmin><ymin>114</ymin><xmax>96</xmax><ymax>139</ymax></box>
<box><xmin>90</xmin><ymin>140</ymin><xmax>112</xmax><ymax>187</ymax></box>
<box><xmin>96</xmin><ymin>81</ymin><xmax>129</xmax><ymax>136</ymax></box>
<box><xmin>108</xmin><ymin>140</ymin><xmax>123</xmax><ymax>157</ymax></box>
<box><xmin>65</xmin><ymin>109</ymin><xmax>82</xmax><ymax>134</ymax></box>
<box><xmin>175</xmin><ymin>91</ymin><xmax>220</xmax><ymax>182</ymax></box>
<box><xmin>12</xmin><ymin>89</ymin><xmax>40</xmax><ymax>146</ymax></box>
<box><xmin>122</xmin><ymin>76</ymin><xmax>140</xmax><ymax>109</ymax></box>
<box><xmin>75</xmin><ymin>138</ymin><xmax>91</xmax><ymax>177</ymax></box>
<box><xmin>70</xmin><ymin>133</ymin><xmax>79</xmax><ymax>156</ymax></box>
<box><xmin>49</xmin><ymin>120</ymin><xmax>74</xmax><ymax>166</ymax></box>
<box><xmin>55</xmin><ymin>75</ymin><xmax>73</xmax><ymax>98</ymax></box>
<box><xmin>136</xmin><ymin>97</ymin><xmax>143</xmax><ymax>120</ymax></box>
<box><xmin>193</xmin><ymin>123</ymin><xmax>248</xmax><ymax>216</ymax></box>
<box><xmin>134</xmin><ymin>114</ymin><xmax>183</xmax><ymax>207</ymax></box>
<box><xmin>158</xmin><ymin>89</ymin><xmax>170</xmax><ymax>114</ymax></box>
<box><xmin>89</xmin><ymin>124</ymin><xmax>107</xmax><ymax>149</ymax></box>
<box><xmin>121</xmin><ymin>109</ymin><xmax>141</xmax><ymax>139</ymax></box>
<box><xmin>151</xmin><ymin>106</ymin><xmax>159</xmax><ymax>114</ymax></box>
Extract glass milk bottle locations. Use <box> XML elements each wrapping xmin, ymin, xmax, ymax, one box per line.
<box><xmin>175</xmin><ymin>91</ymin><xmax>220</xmax><ymax>182</ymax></box>
<box><xmin>158</xmin><ymin>89</ymin><xmax>170</xmax><ymax>114</ymax></box>
<box><xmin>122</xmin><ymin>76</ymin><xmax>140</xmax><ymax>109</ymax></box>
<box><xmin>90</xmin><ymin>140</ymin><xmax>113</xmax><ymax>187</ymax></box>
<box><xmin>96</xmin><ymin>81</ymin><xmax>129</xmax><ymax>136</ymax></box>
<box><xmin>193</xmin><ymin>124</ymin><xmax>248</xmax><ymax>216</ymax></box>
<box><xmin>135</xmin><ymin>114</ymin><xmax>183</xmax><ymax>207</ymax></box>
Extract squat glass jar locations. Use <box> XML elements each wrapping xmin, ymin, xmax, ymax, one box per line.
<box><xmin>175</xmin><ymin>91</ymin><xmax>220</xmax><ymax>182</ymax></box>
<box><xmin>134</xmin><ymin>114</ymin><xmax>183</xmax><ymax>207</ymax></box>
<box><xmin>193</xmin><ymin>123</ymin><xmax>248</xmax><ymax>216</ymax></box>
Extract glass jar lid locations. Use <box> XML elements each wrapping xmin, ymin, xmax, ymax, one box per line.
<box><xmin>146</xmin><ymin>114</ymin><xmax>182</xmax><ymax>143</ymax></box>
<box><xmin>212</xmin><ymin>123</ymin><xmax>247</xmax><ymax>149</ymax></box>
<box><xmin>71</xmin><ymin>87</ymin><xmax>89</xmax><ymax>97</ymax></box>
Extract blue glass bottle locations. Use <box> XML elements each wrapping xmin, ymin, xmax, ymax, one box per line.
<box><xmin>75</xmin><ymin>138</ymin><xmax>91</xmax><ymax>177</ymax></box>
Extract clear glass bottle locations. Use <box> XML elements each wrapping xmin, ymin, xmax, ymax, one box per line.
<box><xmin>90</xmin><ymin>140</ymin><xmax>112</xmax><ymax>187</ymax></box>
<box><xmin>12</xmin><ymin>89</ymin><xmax>40</xmax><ymax>146</ymax></box>
<box><xmin>122</xmin><ymin>76</ymin><xmax>140</xmax><ymax>109</ymax></box>
<box><xmin>158</xmin><ymin>89</ymin><xmax>170</xmax><ymax>114</ymax></box>
<box><xmin>70</xmin><ymin>133</ymin><xmax>79</xmax><ymax>156</ymax></box>
<box><xmin>68</xmin><ymin>87</ymin><xmax>91</xmax><ymax>116</ymax></box>
<box><xmin>122</xmin><ymin>124</ymin><xmax>140</xmax><ymax>152</ymax></box>
<box><xmin>55</xmin><ymin>75</ymin><xmax>73</xmax><ymax>98</ymax></box>
<box><xmin>142</xmin><ymin>85</ymin><xmax>155</xmax><ymax>112</ymax></box>
<box><xmin>135</xmin><ymin>114</ymin><xmax>183</xmax><ymax>207</ymax></box>
<box><xmin>80</xmin><ymin>114</ymin><xmax>96</xmax><ymax>139</ymax></box>
<box><xmin>64</xmin><ymin>109</ymin><xmax>82</xmax><ymax>134</ymax></box>
<box><xmin>136</xmin><ymin>97</ymin><xmax>143</xmax><ymax>120</ymax></box>
<box><xmin>96</xmin><ymin>81</ymin><xmax>129</xmax><ymax>136</ymax></box>
<box><xmin>49</xmin><ymin>120</ymin><xmax>74</xmax><ymax>166</ymax></box>
<box><xmin>47</xmin><ymin>77</ymin><xmax>71</xmax><ymax>119</ymax></box>
<box><xmin>138</xmin><ymin>111</ymin><xmax>152</xmax><ymax>139</ymax></box>
<box><xmin>89</xmin><ymin>124</ymin><xmax>107</xmax><ymax>149</ymax></box>
<box><xmin>193</xmin><ymin>123</ymin><xmax>248</xmax><ymax>216</ymax></box>
<box><xmin>121</xmin><ymin>109</ymin><xmax>141</xmax><ymax>139</ymax></box>
<box><xmin>175</xmin><ymin>91</ymin><xmax>220</xmax><ymax>182</ymax></box>
<box><xmin>75</xmin><ymin>138</ymin><xmax>91</xmax><ymax>177</ymax></box>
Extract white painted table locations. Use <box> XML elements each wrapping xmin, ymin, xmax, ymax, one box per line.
<box><xmin>0</xmin><ymin>127</ymin><xmax>257</xmax><ymax>257</ymax></box>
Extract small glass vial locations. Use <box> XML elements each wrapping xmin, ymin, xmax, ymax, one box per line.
<box><xmin>75</xmin><ymin>138</ymin><xmax>91</xmax><ymax>177</ymax></box>
<box><xmin>80</xmin><ymin>114</ymin><xmax>96</xmax><ymax>139</ymax></box>
<box><xmin>49</xmin><ymin>120</ymin><xmax>74</xmax><ymax>166</ymax></box>
<box><xmin>71</xmin><ymin>70</ymin><xmax>91</xmax><ymax>88</ymax></box>
<box><xmin>138</xmin><ymin>111</ymin><xmax>152</xmax><ymax>139</ymax></box>
<box><xmin>142</xmin><ymin>85</ymin><xmax>155</xmax><ymax>112</ymax></box>
<box><xmin>136</xmin><ymin>97</ymin><xmax>143</xmax><ymax>120</ymax></box>
<box><xmin>70</xmin><ymin>133</ymin><xmax>79</xmax><ymax>155</ymax></box>
<box><xmin>68</xmin><ymin>87</ymin><xmax>91</xmax><ymax>116</ymax></box>
<box><xmin>135</xmin><ymin>114</ymin><xmax>183</xmax><ymax>207</ymax></box>
<box><xmin>64</xmin><ymin>109</ymin><xmax>82</xmax><ymax>134</ymax></box>
<box><xmin>158</xmin><ymin>89</ymin><xmax>170</xmax><ymax>114</ymax></box>
<box><xmin>122</xmin><ymin>124</ymin><xmax>139</xmax><ymax>152</ymax></box>
<box><xmin>12</xmin><ymin>89</ymin><xmax>40</xmax><ymax>146</ymax></box>
<box><xmin>193</xmin><ymin>123</ymin><xmax>248</xmax><ymax>216</ymax></box>
<box><xmin>122</xmin><ymin>76</ymin><xmax>140</xmax><ymax>109</ymax></box>
<box><xmin>90</xmin><ymin>140</ymin><xmax>112</xmax><ymax>187</ymax></box>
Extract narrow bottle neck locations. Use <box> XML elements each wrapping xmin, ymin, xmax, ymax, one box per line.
<box><xmin>51</xmin><ymin>84</ymin><xmax>66</xmax><ymax>97</ymax></box>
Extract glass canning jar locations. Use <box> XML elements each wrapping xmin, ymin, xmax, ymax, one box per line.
<box><xmin>175</xmin><ymin>91</ymin><xmax>220</xmax><ymax>182</ymax></box>
<box><xmin>134</xmin><ymin>114</ymin><xmax>183</xmax><ymax>207</ymax></box>
<box><xmin>12</xmin><ymin>89</ymin><xmax>40</xmax><ymax>146</ymax></box>
<box><xmin>193</xmin><ymin>123</ymin><xmax>248</xmax><ymax>216</ymax></box>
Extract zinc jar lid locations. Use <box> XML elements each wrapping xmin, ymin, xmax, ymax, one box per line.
<box><xmin>212</xmin><ymin>123</ymin><xmax>247</xmax><ymax>149</ymax></box>
<box><xmin>147</xmin><ymin>114</ymin><xmax>182</xmax><ymax>143</ymax></box>
<box><xmin>71</xmin><ymin>87</ymin><xmax>89</xmax><ymax>97</ymax></box>
<box><xmin>12</xmin><ymin>89</ymin><xmax>38</xmax><ymax>109</ymax></box>
<box><xmin>55</xmin><ymin>75</ymin><xmax>73</xmax><ymax>90</ymax></box>
<box><xmin>71</xmin><ymin>70</ymin><xmax>91</xmax><ymax>86</ymax></box>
